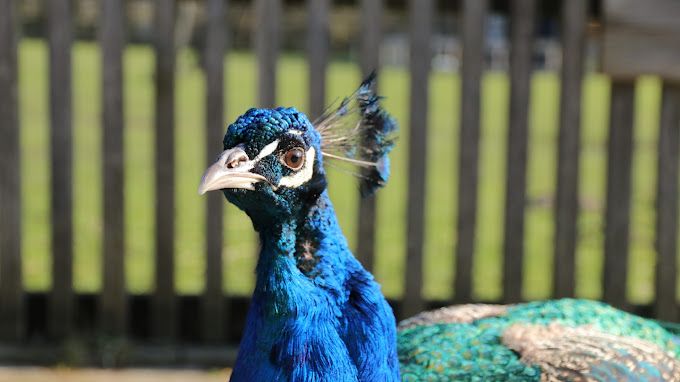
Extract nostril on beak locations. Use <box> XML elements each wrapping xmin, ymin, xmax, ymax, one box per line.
<box><xmin>226</xmin><ymin>151</ymin><xmax>249</xmax><ymax>169</ymax></box>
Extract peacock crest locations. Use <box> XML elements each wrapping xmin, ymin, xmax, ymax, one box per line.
<box><xmin>314</xmin><ymin>72</ymin><xmax>397</xmax><ymax>197</ymax></box>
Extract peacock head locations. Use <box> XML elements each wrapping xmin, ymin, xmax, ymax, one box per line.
<box><xmin>198</xmin><ymin>74</ymin><xmax>397</xmax><ymax>228</ymax></box>
<box><xmin>199</xmin><ymin>107</ymin><xmax>327</xmax><ymax>225</ymax></box>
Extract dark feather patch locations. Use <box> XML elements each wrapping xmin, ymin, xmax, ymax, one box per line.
<box><xmin>356</xmin><ymin>73</ymin><xmax>397</xmax><ymax>196</ymax></box>
<box><xmin>314</xmin><ymin>72</ymin><xmax>397</xmax><ymax>197</ymax></box>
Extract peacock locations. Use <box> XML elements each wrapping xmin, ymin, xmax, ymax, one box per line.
<box><xmin>198</xmin><ymin>74</ymin><xmax>680</xmax><ymax>381</ymax></box>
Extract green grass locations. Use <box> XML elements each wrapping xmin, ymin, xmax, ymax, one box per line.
<box><xmin>19</xmin><ymin>39</ymin><xmax>667</xmax><ymax>303</ymax></box>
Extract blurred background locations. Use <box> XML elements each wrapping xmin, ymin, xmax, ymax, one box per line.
<box><xmin>1</xmin><ymin>0</ymin><xmax>680</xmax><ymax>377</ymax></box>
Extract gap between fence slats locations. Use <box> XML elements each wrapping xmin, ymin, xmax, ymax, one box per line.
<box><xmin>307</xmin><ymin>0</ymin><xmax>329</xmax><ymax>120</ymax></box>
<box><xmin>454</xmin><ymin>0</ymin><xmax>486</xmax><ymax>303</ymax></box>
<box><xmin>603</xmin><ymin>81</ymin><xmax>635</xmax><ymax>310</ymax></box>
<box><xmin>0</xmin><ymin>0</ymin><xmax>23</xmax><ymax>342</ymax></box>
<box><xmin>153</xmin><ymin>1</ymin><xmax>177</xmax><ymax>340</ymax></box>
<box><xmin>255</xmin><ymin>0</ymin><xmax>281</xmax><ymax>108</ymax></box>
<box><xmin>402</xmin><ymin>0</ymin><xmax>432</xmax><ymax>319</ymax></box>
<box><xmin>101</xmin><ymin>0</ymin><xmax>127</xmax><ymax>337</ymax></box>
<box><xmin>48</xmin><ymin>0</ymin><xmax>74</xmax><ymax>339</ymax></box>
<box><xmin>502</xmin><ymin>0</ymin><xmax>535</xmax><ymax>304</ymax></box>
<box><xmin>553</xmin><ymin>0</ymin><xmax>587</xmax><ymax>299</ymax></box>
<box><xmin>202</xmin><ymin>0</ymin><xmax>227</xmax><ymax>343</ymax></box>
<box><xmin>654</xmin><ymin>82</ymin><xmax>680</xmax><ymax>321</ymax></box>
<box><xmin>355</xmin><ymin>0</ymin><xmax>382</xmax><ymax>272</ymax></box>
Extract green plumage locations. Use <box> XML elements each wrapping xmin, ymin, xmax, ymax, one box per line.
<box><xmin>398</xmin><ymin>299</ymin><xmax>680</xmax><ymax>381</ymax></box>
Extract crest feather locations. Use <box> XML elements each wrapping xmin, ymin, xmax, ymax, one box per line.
<box><xmin>315</xmin><ymin>72</ymin><xmax>397</xmax><ymax>197</ymax></box>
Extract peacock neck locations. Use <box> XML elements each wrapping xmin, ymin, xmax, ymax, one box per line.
<box><xmin>252</xmin><ymin>190</ymin><xmax>351</xmax><ymax>315</ymax></box>
<box><xmin>231</xmin><ymin>190</ymin><xmax>400</xmax><ymax>381</ymax></box>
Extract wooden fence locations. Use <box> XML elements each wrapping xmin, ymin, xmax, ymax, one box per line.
<box><xmin>1</xmin><ymin>0</ymin><xmax>680</xmax><ymax>366</ymax></box>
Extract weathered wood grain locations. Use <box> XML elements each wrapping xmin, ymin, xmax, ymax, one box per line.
<box><xmin>402</xmin><ymin>0</ymin><xmax>432</xmax><ymax>319</ymax></box>
<box><xmin>355</xmin><ymin>0</ymin><xmax>382</xmax><ymax>272</ymax></box>
<box><xmin>605</xmin><ymin>0</ymin><xmax>680</xmax><ymax>30</ymax></box>
<box><xmin>202</xmin><ymin>0</ymin><xmax>227</xmax><ymax>343</ymax></box>
<box><xmin>454</xmin><ymin>0</ymin><xmax>486</xmax><ymax>302</ymax></box>
<box><xmin>307</xmin><ymin>0</ymin><xmax>329</xmax><ymax>120</ymax></box>
<box><xmin>654</xmin><ymin>82</ymin><xmax>680</xmax><ymax>321</ymax></box>
<box><xmin>255</xmin><ymin>0</ymin><xmax>281</xmax><ymax>108</ymax></box>
<box><xmin>502</xmin><ymin>0</ymin><xmax>535</xmax><ymax>303</ymax></box>
<box><xmin>48</xmin><ymin>0</ymin><xmax>74</xmax><ymax>339</ymax></box>
<box><xmin>553</xmin><ymin>0</ymin><xmax>587</xmax><ymax>299</ymax></box>
<box><xmin>602</xmin><ymin>0</ymin><xmax>680</xmax><ymax>81</ymax></box>
<box><xmin>153</xmin><ymin>0</ymin><xmax>177</xmax><ymax>340</ymax></box>
<box><xmin>0</xmin><ymin>0</ymin><xmax>23</xmax><ymax>341</ymax></box>
<box><xmin>100</xmin><ymin>0</ymin><xmax>127</xmax><ymax>336</ymax></box>
<box><xmin>603</xmin><ymin>81</ymin><xmax>635</xmax><ymax>309</ymax></box>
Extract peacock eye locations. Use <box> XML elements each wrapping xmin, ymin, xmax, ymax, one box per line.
<box><xmin>282</xmin><ymin>147</ymin><xmax>305</xmax><ymax>170</ymax></box>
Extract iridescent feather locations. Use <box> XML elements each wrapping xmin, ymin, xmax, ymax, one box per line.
<box><xmin>503</xmin><ymin>323</ymin><xmax>680</xmax><ymax>381</ymax></box>
<box><xmin>398</xmin><ymin>299</ymin><xmax>680</xmax><ymax>381</ymax></box>
<box><xmin>314</xmin><ymin>72</ymin><xmax>397</xmax><ymax>196</ymax></box>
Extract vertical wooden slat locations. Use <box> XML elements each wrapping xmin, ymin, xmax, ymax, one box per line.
<box><xmin>307</xmin><ymin>0</ymin><xmax>329</xmax><ymax>119</ymax></box>
<box><xmin>153</xmin><ymin>0</ymin><xmax>177</xmax><ymax>340</ymax></box>
<box><xmin>553</xmin><ymin>0</ymin><xmax>587</xmax><ymax>298</ymax></box>
<box><xmin>202</xmin><ymin>0</ymin><xmax>227</xmax><ymax>343</ymax></box>
<box><xmin>48</xmin><ymin>0</ymin><xmax>74</xmax><ymax>339</ymax></box>
<box><xmin>359</xmin><ymin>0</ymin><xmax>381</xmax><ymax>77</ymax></box>
<box><xmin>355</xmin><ymin>0</ymin><xmax>382</xmax><ymax>272</ymax></box>
<box><xmin>0</xmin><ymin>0</ymin><xmax>23</xmax><ymax>341</ymax></box>
<box><xmin>100</xmin><ymin>0</ymin><xmax>126</xmax><ymax>336</ymax></box>
<box><xmin>402</xmin><ymin>0</ymin><xmax>432</xmax><ymax>319</ymax></box>
<box><xmin>603</xmin><ymin>81</ymin><xmax>635</xmax><ymax>309</ymax></box>
<box><xmin>255</xmin><ymin>0</ymin><xmax>281</xmax><ymax>108</ymax></box>
<box><xmin>502</xmin><ymin>0</ymin><xmax>535</xmax><ymax>304</ymax></box>
<box><xmin>654</xmin><ymin>82</ymin><xmax>680</xmax><ymax>320</ymax></box>
<box><xmin>453</xmin><ymin>0</ymin><xmax>486</xmax><ymax>302</ymax></box>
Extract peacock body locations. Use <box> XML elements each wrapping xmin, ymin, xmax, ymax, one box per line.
<box><xmin>198</xmin><ymin>75</ymin><xmax>680</xmax><ymax>382</ymax></box>
<box><xmin>399</xmin><ymin>299</ymin><xmax>680</xmax><ymax>381</ymax></box>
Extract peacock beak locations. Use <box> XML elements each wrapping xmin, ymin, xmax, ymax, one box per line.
<box><xmin>198</xmin><ymin>146</ymin><xmax>268</xmax><ymax>195</ymax></box>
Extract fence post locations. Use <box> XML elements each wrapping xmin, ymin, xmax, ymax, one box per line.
<box><xmin>454</xmin><ymin>0</ymin><xmax>487</xmax><ymax>303</ymax></box>
<box><xmin>553</xmin><ymin>0</ymin><xmax>587</xmax><ymax>299</ymax></box>
<box><xmin>153</xmin><ymin>0</ymin><xmax>177</xmax><ymax>340</ymax></box>
<box><xmin>100</xmin><ymin>0</ymin><xmax>127</xmax><ymax>337</ymax></box>
<box><xmin>359</xmin><ymin>0</ymin><xmax>381</xmax><ymax>78</ymax></box>
<box><xmin>202</xmin><ymin>0</ymin><xmax>227</xmax><ymax>343</ymax></box>
<box><xmin>0</xmin><ymin>0</ymin><xmax>23</xmax><ymax>342</ymax></box>
<box><xmin>654</xmin><ymin>82</ymin><xmax>680</xmax><ymax>320</ymax></box>
<box><xmin>603</xmin><ymin>81</ymin><xmax>635</xmax><ymax>309</ymax></box>
<box><xmin>255</xmin><ymin>0</ymin><xmax>281</xmax><ymax>108</ymax></box>
<box><xmin>502</xmin><ymin>0</ymin><xmax>535</xmax><ymax>304</ymax></box>
<box><xmin>307</xmin><ymin>0</ymin><xmax>329</xmax><ymax>120</ymax></box>
<box><xmin>402</xmin><ymin>0</ymin><xmax>432</xmax><ymax>319</ymax></box>
<box><xmin>355</xmin><ymin>0</ymin><xmax>382</xmax><ymax>272</ymax></box>
<box><xmin>48</xmin><ymin>0</ymin><xmax>74</xmax><ymax>339</ymax></box>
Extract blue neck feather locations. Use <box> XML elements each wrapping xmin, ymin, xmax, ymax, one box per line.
<box><xmin>230</xmin><ymin>191</ymin><xmax>400</xmax><ymax>382</ymax></box>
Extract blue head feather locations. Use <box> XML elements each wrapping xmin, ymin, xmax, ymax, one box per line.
<box><xmin>224</xmin><ymin>107</ymin><xmax>322</xmax><ymax>157</ymax></box>
<box><xmin>218</xmin><ymin>101</ymin><xmax>399</xmax><ymax>381</ymax></box>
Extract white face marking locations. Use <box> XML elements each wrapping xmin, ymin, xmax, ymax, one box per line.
<box><xmin>288</xmin><ymin>129</ymin><xmax>303</xmax><ymax>136</ymax></box>
<box><xmin>254</xmin><ymin>139</ymin><xmax>280</xmax><ymax>161</ymax></box>
<box><xmin>224</xmin><ymin>140</ymin><xmax>280</xmax><ymax>174</ymax></box>
<box><xmin>278</xmin><ymin>147</ymin><xmax>315</xmax><ymax>188</ymax></box>
<box><xmin>229</xmin><ymin>139</ymin><xmax>313</xmax><ymax>191</ymax></box>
